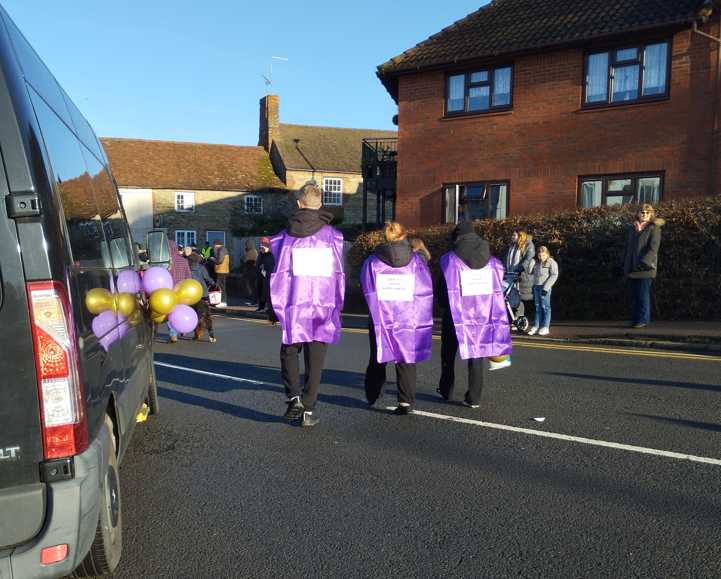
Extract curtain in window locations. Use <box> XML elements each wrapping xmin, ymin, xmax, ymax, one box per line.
<box><xmin>443</xmin><ymin>186</ymin><xmax>457</xmax><ymax>223</ymax></box>
<box><xmin>493</xmin><ymin>68</ymin><xmax>511</xmax><ymax>106</ymax></box>
<box><xmin>581</xmin><ymin>181</ymin><xmax>602</xmax><ymax>207</ymax></box>
<box><xmin>489</xmin><ymin>185</ymin><xmax>507</xmax><ymax>219</ymax></box>
<box><xmin>587</xmin><ymin>53</ymin><xmax>609</xmax><ymax>102</ymax></box>
<box><xmin>643</xmin><ymin>43</ymin><xmax>667</xmax><ymax>95</ymax></box>
<box><xmin>637</xmin><ymin>178</ymin><xmax>660</xmax><ymax>203</ymax></box>
<box><xmin>613</xmin><ymin>65</ymin><xmax>639</xmax><ymax>101</ymax></box>
<box><xmin>448</xmin><ymin>75</ymin><xmax>465</xmax><ymax>111</ymax></box>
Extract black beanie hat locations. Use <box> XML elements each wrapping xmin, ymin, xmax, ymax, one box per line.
<box><xmin>452</xmin><ymin>221</ymin><xmax>475</xmax><ymax>242</ymax></box>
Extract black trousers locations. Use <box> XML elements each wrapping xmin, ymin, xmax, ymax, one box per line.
<box><xmin>364</xmin><ymin>323</ymin><xmax>417</xmax><ymax>406</ymax></box>
<box><xmin>438</xmin><ymin>310</ymin><xmax>484</xmax><ymax>405</ymax></box>
<box><xmin>216</xmin><ymin>273</ymin><xmax>227</xmax><ymax>302</ymax></box>
<box><xmin>280</xmin><ymin>341</ymin><xmax>328</xmax><ymax>412</ymax></box>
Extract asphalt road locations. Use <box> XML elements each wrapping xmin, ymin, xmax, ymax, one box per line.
<box><xmin>110</xmin><ymin>316</ymin><xmax>721</xmax><ymax>579</ymax></box>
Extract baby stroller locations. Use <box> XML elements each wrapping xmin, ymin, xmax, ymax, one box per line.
<box><xmin>502</xmin><ymin>272</ymin><xmax>529</xmax><ymax>332</ymax></box>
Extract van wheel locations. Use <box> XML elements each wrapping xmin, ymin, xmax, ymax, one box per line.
<box><xmin>71</xmin><ymin>416</ymin><xmax>122</xmax><ymax>577</ymax></box>
<box><xmin>146</xmin><ymin>362</ymin><xmax>160</xmax><ymax>415</ymax></box>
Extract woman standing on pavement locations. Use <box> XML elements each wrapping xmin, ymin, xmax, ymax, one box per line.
<box><xmin>254</xmin><ymin>238</ymin><xmax>275</xmax><ymax>313</ymax></box>
<box><xmin>504</xmin><ymin>229</ymin><xmax>535</xmax><ymax>323</ymax></box>
<box><xmin>621</xmin><ymin>204</ymin><xmax>664</xmax><ymax>328</ymax></box>
<box><xmin>361</xmin><ymin>221</ymin><xmax>433</xmax><ymax>415</ymax></box>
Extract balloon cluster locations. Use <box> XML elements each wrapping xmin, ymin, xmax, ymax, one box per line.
<box><xmin>86</xmin><ymin>267</ymin><xmax>203</xmax><ymax>351</ymax></box>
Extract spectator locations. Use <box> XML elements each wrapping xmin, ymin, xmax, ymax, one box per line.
<box><xmin>187</xmin><ymin>252</ymin><xmax>214</xmax><ymax>300</ymax></box>
<box><xmin>411</xmin><ymin>238</ymin><xmax>431</xmax><ymax>264</ymax></box>
<box><xmin>361</xmin><ymin>221</ymin><xmax>433</xmax><ymax>415</ymax></box>
<box><xmin>166</xmin><ymin>240</ymin><xmax>192</xmax><ymax>343</ymax></box>
<box><xmin>201</xmin><ymin>241</ymin><xmax>214</xmax><ymax>260</ymax></box>
<box><xmin>436</xmin><ymin>221</ymin><xmax>512</xmax><ymax>408</ymax></box>
<box><xmin>207</xmin><ymin>238</ymin><xmax>229</xmax><ymax>307</ymax></box>
<box><xmin>503</xmin><ymin>228</ymin><xmax>535</xmax><ymax>325</ymax></box>
<box><xmin>255</xmin><ymin>238</ymin><xmax>274</xmax><ymax>313</ymax></box>
<box><xmin>241</xmin><ymin>239</ymin><xmax>258</xmax><ymax>306</ymax></box>
<box><xmin>268</xmin><ymin>182</ymin><xmax>345</xmax><ymax>427</ymax></box>
<box><xmin>621</xmin><ymin>204</ymin><xmax>664</xmax><ymax>328</ymax></box>
<box><xmin>183</xmin><ymin>246</ymin><xmax>193</xmax><ymax>259</ymax></box>
<box><xmin>526</xmin><ymin>246</ymin><xmax>559</xmax><ymax>336</ymax></box>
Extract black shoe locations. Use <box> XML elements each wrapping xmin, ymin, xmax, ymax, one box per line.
<box><xmin>435</xmin><ymin>388</ymin><xmax>449</xmax><ymax>401</ymax></box>
<box><xmin>367</xmin><ymin>396</ymin><xmax>384</xmax><ymax>408</ymax></box>
<box><xmin>283</xmin><ymin>397</ymin><xmax>304</xmax><ymax>422</ymax></box>
<box><xmin>394</xmin><ymin>404</ymin><xmax>413</xmax><ymax>415</ymax></box>
<box><xmin>301</xmin><ymin>411</ymin><xmax>319</xmax><ymax>427</ymax></box>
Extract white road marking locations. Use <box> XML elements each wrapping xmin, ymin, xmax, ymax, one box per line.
<box><xmin>399</xmin><ymin>408</ymin><xmax>721</xmax><ymax>466</ymax></box>
<box><xmin>155</xmin><ymin>361</ymin><xmax>720</xmax><ymax>467</ymax></box>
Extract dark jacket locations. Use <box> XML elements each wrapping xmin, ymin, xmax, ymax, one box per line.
<box><xmin>504</xmin><ymin>238</ymin><xmax>535</xmax><ymax>301</ymax></box>
<box><xmin>255</xmin><ymin>250</ymin><xmax>275</xmax><ymax>303</ymax></box>
<box><xmin>621</xmin><ymin>218</ymin><xmax>664</xmax><ymax>279</ymax></box>
<box><xmin>436</xmin><ymin>233</ymin><xmax>491</xmax><ymax>310</ymax></box>
<box><xmin>189</xmin><ymin>262</ymin><xmax>214</xmax><ymax>299</ymax></box>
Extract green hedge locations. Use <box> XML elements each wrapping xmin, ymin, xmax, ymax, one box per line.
<box><xmin>345</xmin><ymin>197</ymin><xmax>721</xmax><ymax>320</ymax></box>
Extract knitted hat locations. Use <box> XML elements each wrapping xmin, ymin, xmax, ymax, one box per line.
<box><xmin>213</xmin><ymin>238</ymin><xmax>223</xmax><ymax>245</ymax></box>
<box><xmin>260</xmin><ymin>237</ymin><xmax>271</xmax><ymax>250</ymax></box>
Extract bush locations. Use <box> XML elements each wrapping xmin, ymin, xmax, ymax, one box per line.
<box><xmin>345</xmin><ymin>197</ymin><xmax>721</xmax><ymax>320</ymax></box>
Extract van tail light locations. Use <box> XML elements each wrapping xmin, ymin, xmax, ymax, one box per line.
<box><xmin>27</xmin><ymin>281</ymin><xmax>88</xmax><ymax>459</ymax></box>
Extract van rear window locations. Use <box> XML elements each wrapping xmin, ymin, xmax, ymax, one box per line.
<box><xmin>29</xmin><ymin>87</ymin><xmax>109</xmax><ymax>268</ymax></box>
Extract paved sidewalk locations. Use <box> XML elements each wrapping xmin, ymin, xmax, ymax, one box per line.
<box><xmin>214</xmin><ymin>297</ymin><xmax>721</xmax><ymax>354</ymax></box>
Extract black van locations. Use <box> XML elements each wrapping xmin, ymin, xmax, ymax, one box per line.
<box><xmin>0</xmin><ymin>5</ymin><xmax>168</xmax><ymax>578</ymax></box>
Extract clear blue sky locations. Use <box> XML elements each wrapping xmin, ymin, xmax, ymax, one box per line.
<box><xmin>1</xmin><ymin>0</ymin><xmax>490</xmax><ymax>147</ymax></box>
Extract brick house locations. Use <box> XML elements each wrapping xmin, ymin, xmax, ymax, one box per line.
<box><xmin>100</xmin><ymin>138</ymin><xmax>286</xmax><ymax>264</ymax></box>
<box><xmin>376</xmin><ymin>0</ymin><xmax>720</xmax><ymax>227</ymax></box>
<box><xmin>258</xmin><ymin>95</ymin><xmax>397</xmax><ymax>224</ymax></box>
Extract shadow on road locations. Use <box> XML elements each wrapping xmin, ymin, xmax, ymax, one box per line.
<box><xmin>546</xmin><ymin>372</ymin><xmax>720</xmax><ymax>393</ymax></box>
<box><xmin>626</xmin><ymin>413</ymin><xmax>721</xmax><ymax>432</ymax></box>
<box><xmin>157</xmin><ymin>386</ymin><xmax>279</xmax><ymax>423</ymax></box>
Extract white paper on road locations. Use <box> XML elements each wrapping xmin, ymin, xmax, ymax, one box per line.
<box><xmin>376</xmin><ymin>274</ymin><xmax>414</xmax><ymax>301</ymax></box>
<box><xmin>533</xmin><ymin>417</ymin><xmax>546</xmax><ymax>422</ymax></box>
<box><xmin>460</xmin><ymin>268</ymin><xmax>493</xmax><ymax>296</ymax></box>
<box><xmin>292</xmin><ymin>247</ymin><xmax>333</xmax><ymax>277</ymax></box>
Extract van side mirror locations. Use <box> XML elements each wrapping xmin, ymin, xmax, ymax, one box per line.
<box><xmin>146</xmin><ymin>230</ymin><xmax>171</xmax><ymax>269</ymax></box>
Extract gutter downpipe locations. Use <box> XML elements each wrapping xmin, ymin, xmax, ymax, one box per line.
<box><xmin>692</xmin><ymin>18</ymin><xmax>721</xmax><ymax>196</ymax></box>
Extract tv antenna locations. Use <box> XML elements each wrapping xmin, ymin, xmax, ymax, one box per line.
<box><xmin>261</xmin><ymin>74</ymin><xmax>271</xmax><ymax>96</ymax></box>
<box><xmin>269</xmin><ymin>56</ymin><xmax>288</xmax><ymax>95</ymax></box>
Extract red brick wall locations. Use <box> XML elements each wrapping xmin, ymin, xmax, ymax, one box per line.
<box><xmin>395</xmin><ymin>25</ymin><xmax>720</xmax><ymax>227</ymax></box>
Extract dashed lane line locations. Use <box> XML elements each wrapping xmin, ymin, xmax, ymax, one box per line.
<box><xmin>154</xmin><ymin>361</ymin><xmax>721</xmax><ymax>466</ymax></box>
<box><xmin>222</xmin><ymin>316</ymin><xmax>721</xmax><ymax>361</ymax></box>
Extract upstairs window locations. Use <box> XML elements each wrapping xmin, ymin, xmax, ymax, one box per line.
<box><xmin>175</xmin><ymin>192</ymin><xmax>194</xmax><ymax>212</ymax></box>
<box><xmin>579</xmin><ymin>173</ymin><xmax>663</xmax><ymax>207</ymax></box>
<box><xmin>323</xmin><ymin>178</ymin><xmax>343</xmax><ymax>205</ymax></box>
<box><xmin>442</xmin><ymin>182</ymin><xmax>509</xmax><ymax>223</ymax></box>
<box><xmin>446</xmin><ymin>65</ymin><xmax>513</xmax><ymax>116</ymax></box>
<box><xmin>244</xmin><ymin>195</ymin><xmax>263</xmax><ymax>214</ymax></box>
<box><xmin>584</xmin><ymin>41</ymin><xmax>670</xmax><ymax>107</ymax></box>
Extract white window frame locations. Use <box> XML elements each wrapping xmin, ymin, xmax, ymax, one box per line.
<box><xmin>175</xmin><ymin>230</ymin><xmax>196</xmax><ymax>248</ymax></box>
<box><xmin>175</xmin><ymin>192</ymin><xmax>195</xmax><ymax>212</ymax></box>
<box><xmin>244</xmin><ymin>195</ymin><xmax>263</xmax><ymax>215</ymax></box>
<box><xmin>323</xmin><ymin>178</ymin><xmax>343</xmax><ymax>206</ymax></box>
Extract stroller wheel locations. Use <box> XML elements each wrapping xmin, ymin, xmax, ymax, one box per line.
<box><xmin>516</xmin><ymin>316</ymin><xmax>529</xmax><ymax>332</ymax></box>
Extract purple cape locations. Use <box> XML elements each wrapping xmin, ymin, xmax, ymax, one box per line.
<box><xmin>361</xmin><ymin>253</ymin><xmax>433</xmax><ymax>364</ymax></box>
<box><xmin>440</xmin><ymin>252</ymin><xmax>512</xmax><ymax>360</ymax></box>
<box><xmin>270</xmin><ymin>225</ymin><xmax>345</xmax><ymax>345</ymax></box>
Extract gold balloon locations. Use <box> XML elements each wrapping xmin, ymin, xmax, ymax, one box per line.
<box><xmin>86</xmin><ymin>288</ymin><xmax>113</xmax><ymax>314</ymax></box>
<box><xmin>117</xmin><ymin>292</ymin><xmax>138</xmax><ymax>318</ymax></box>
<box><xmin>149</xmin><ymin>288</ymin><xmax>178</xmax><ymax>315</ymax></box>
<box><xmin>109</xmin><ymin>292</ymin><xmax>119</xmax><ymax>316</ymax></box>
<box><xmin>149</xmin><ymin>310</ymin><xmax>168</xmax><ymax>324</ymax></box>
<box><xmin>488</xmin><ymin>355</ymin><xmax>509</xmax><ymax>363</ymax></box>
<box><xmin>174</xmin><ymin>279</ymin><xmax>203</xmax><ymax>306</ymax></box>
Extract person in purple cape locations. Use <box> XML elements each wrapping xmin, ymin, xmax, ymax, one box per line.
<box><xmin>436</xmin><ymin>221</ymin><xmax>512</xmax><ymax>409</ymax></box>
<box><xmin>267</xmin><ymin>182</ymin><xmax>345</xmax><ymax>427</ymax></box>
<box><xmin>361</xmin><ymin>221</ymin><xmax>433</xmax><ymax>415</ymax></box>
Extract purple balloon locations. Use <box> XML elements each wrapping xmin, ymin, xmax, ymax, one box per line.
<box><xmin>117</xmin><ymin>270</ymin><xmax>142</xmax><ymax>294</ymax></box>
<box><xmin>142</xmin><ymin>266</ymin><xmax>173</xmax><ymax>294</ymax></box>
<box><xmin>167</xmin><ymin>304</ymin><xmax>198</xmax><ymax>334</ymax></box>
<box><xmin>92</xmin><ymin>310</ymin><xmax>120</xmax><ymax>352</ymax></box>
<box><xmin>117</xmin><ymin>312</ymin><xmax>129</xmax><ymax>340</ymax></box>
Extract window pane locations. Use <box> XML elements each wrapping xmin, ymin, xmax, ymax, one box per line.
<box><xmin>616</xmin><ymin>47</ymin><xmax>638</xmax><ymax>62</ymax></box>
<box><xmin>587</xmin><ymin>53</ymin><xmax>609</xmax><ymax>102</ymax></box>
<box><xmin>612</xmin><ymin>65</ymin><xmax>639</xmax><ymax>101</ymax></box>
<box><xmin>643</xmin><ymin>43</ymin><xmax>668</xmax><ymax>95</ymax></box>
<box><xmin>462</xmin><ymin>200</ymin><xmax>485</xmax><ymax>221</ymax></box>
<box><xmin>244</xmin><ymin>195</ymin><xmax>263</xmax><ymax>214</ymax></box>
<box><xmin>323</xmin><ymin>178</ymin><xmax>342</xmax><ymax>205</ymax></box>
<box><xmin>489</xmin><ymin>185</ymin><xmax>507</xmax><ymax>219</ymax></box>
<box><xmin>492</xmin><ymin>67</ymin><xmax>511</xmax><ymax>106</ymax></box>
<box><xmin>581</xmin><ymin>181</ymin><xmax>602</xmax><ymax>207</ymax></box>
<box><xmin>608</xmin><ymin>179</ymin><xmax>632</xmax><ymax>192</ymax></box>
<box><xmin>468</xmin><ymin>86</ymin><xmax>489</xmax><ymax>111</ymax></box>
<box><xmin>447</xmin><ymin>75</ymin><xmax>465</xmax><ymax>112</ymax></box>
<box><xmin>637</xmin><ymin>177</ymin><xmax>660</xmax><ymax>203</ymax></box>
<box><xmin>463</xmin><ymin>186</ymin><xmax>484</xmax><ymax>198</ymax></box>
<box><xmin>206</xmin><ymin>231</ymin><xmax>225</xmax><ymax>246</ymax></box>
<box><xmin>606</xmin><ymin>194</ymin><xmax>633</xmax><ymax>205</ymax></box>
<box><xmin>443</xmin><ymin>186</ymin><xmax>457</xmax><ymax>223</ymax></box>
<box><xmin>470</xmin><ymin>71</ymin><xmax>488</xmax><ymax>83</ymax></box>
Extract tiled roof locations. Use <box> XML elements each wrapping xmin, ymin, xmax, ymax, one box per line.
<box><xmin>378</xmin><ymin>0</ymin><xmax>709</xmax><ymax>99</ymax></box>
<box><xmin>274</xmin><ymin>124</ymin><xmax>397</xmax><ymax>173</ymax></box>
<box><xmin>100</xmin><ymin>138</ymin><xmax>285</xmax><ymax>191</ymax></box>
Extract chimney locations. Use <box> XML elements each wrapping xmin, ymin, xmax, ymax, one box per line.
<box><xmin>259</xmin><ymin>95</ymin><xmax>279</xmax><ymax>152</ymax></box>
